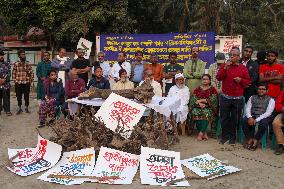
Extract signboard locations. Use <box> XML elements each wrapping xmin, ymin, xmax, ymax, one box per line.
<box><xmin>219</xmin><ymin>36</ymin><xmax>242</xmax><ymax>54</ymax></box>
<box><xmin>90</xmin><ymin>147</ymin><xmax>139</xmax><ymax>184</ymax></box>
<box><xmin>95</xmin><ymin>93</ymin><xmax>146</xmax><ymax>139</ymax></box>
<box><xmin>140</xmin><ymin>146</ymin><xmax>189</xmax><ymax>186</ymax></box>
<box><xmin>38</xmin><ymin>148</ymin><xmax>96</xmax><ymax>185</ymax></box>
<box><xmin>7</xmin><ymin>135</ymin><xmax>62</xmax><ymax>176</ymax></box>
<box><xmin>181</xmin><ymin>153</ymin><xmax>241</xmax><ymax>180</ymax></box>
<box><xmin>98</xmin><ymin>32</ymin><xmax>215</xmax><ymax>68</ymax></box>
<box><xmin>76</xmin><ymin>37</ymin><xmax>93</xmax><ymax>59</ymax></box>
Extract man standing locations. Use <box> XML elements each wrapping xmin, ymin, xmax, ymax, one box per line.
<box><xmin>183</xmin><ymin>47</ymin><xmax>206</xmax><ymax>93</ymax></box>
<box><xmin>0</xmin><ymin>51</ymin><xmax>12</xmax><ymax>116</ymax></box>
<box><xmin>51</xmin><ymin>48</ymin><xmax>72</xmax><ymax>87</ymax></box>
<box><xmin>130</xmin><ymin>51</ymin><xmax>145</xmax><ymax>87</ymax></box>
<box><xmin>144</xmin><ymin>53</ymin><xmax>164</xmax><ymax>83</ymax></box>
<box><xmin>208</xmin><ymin>52</ymin><xmax>225</xmax><ymax>93</ymax></box>
<box><xmin>163</xmin><ymin>52</ymin><xmax>183</xmax><ymax>94</ymax></box>
<box><xmin>71</xmin><ymin>48</ymin><xmax>91</xmax><ymax>87</ymax></box>
<box><xmin>242</xmin><ymin>83</ymin><xmax>275</xmax><ymax>150</ymax></box>
<box><xmin>36</xmin><ymin>51</ymin><xmax>52</xmax><ymax>102</ymax></box>
<box><xmin>217</xmin><ymin>48</ymin><xmax>251</xmax><ymax>144</ymax></box>
<box><xmin>12</xmin><ymin>49</ymin><xmax>34</xmax><ymax>114</ymax></box>
<box><xmin>92</xmin><ymin>51</ymin><xmax>110</xmax><ymax>79</ymax></box>
<box><xmin>110</xmin><ymin>52</ymin><xmax>131</xmax><ymax>82</ymax></box>
<box><xmin>241</xmin><ymin>46</ymin><xmax>259</xmax><ymax>102</ymax></box>
<box><xmin>259</xmin><ymin>50</ymin><xmax>284</xmax><ymax>99</ymax></box>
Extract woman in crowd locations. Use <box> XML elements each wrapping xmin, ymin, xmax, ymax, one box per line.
<box><xmin>38</xmin><ymin>69</ymin><xmax>65</xmax><ymax>127</ymax></box>
<box><xmin>112</xmin><ymin>69</ymin><xmax>134</xmax><ymax>90</ymax></box>
<box><xmin>189</xmin><ymin>74</ymin><xmax>218</xmax><ymax>141</ymax></box>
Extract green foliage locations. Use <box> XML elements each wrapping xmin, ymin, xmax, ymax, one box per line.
<box><xmin>0</xmin><ymin>0</ymin><xmax>283</xmax><ymax>57</ymax></box>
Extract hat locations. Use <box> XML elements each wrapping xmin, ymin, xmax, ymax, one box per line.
<box><xmin>215</xmin><ymin>52</ymin><xmax>225</xmax><ymax>64</ymax></box>
<box><xmin>175</xmin><ymin>73</ymin><xmax>184</xmax><ymax>80</ymax></box>
<box><xmin>0</xmin><ymin>51</ymin><xmax>4</xmax><ymax>56</ymax></box>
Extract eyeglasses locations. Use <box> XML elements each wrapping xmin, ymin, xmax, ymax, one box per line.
<box><xmin>244</xmin><ymin>50</ymin><xmax>253</xmax><ymax>53</ymax></box>
<box><xmin>229</xmin><ymin>53</ymin><xmax>239</xmax><ymax>57</ymax></box>
<box><xmin>258</xmin><ymin>88</ymin><xmax>267</xmax><ymax>90</ymax></box>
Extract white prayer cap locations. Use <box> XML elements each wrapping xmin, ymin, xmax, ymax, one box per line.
<box><xmin>175</xmin><ymin>73</ymin><xmax>184</xmax><ymax>80</ymax></box>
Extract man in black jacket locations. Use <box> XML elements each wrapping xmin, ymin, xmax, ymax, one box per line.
<box><xmin>241</xmin><ymin>45</ymin><xmax>259</xmax><ymax>102</ymax></box>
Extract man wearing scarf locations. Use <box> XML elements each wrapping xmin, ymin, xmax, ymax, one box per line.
<box><xmin>168</xmin><ymin>73</ymin><xmax>190</xmax><ymax>136</ymax></box>
<box><xmin>51</xmin><ymin>48</ymin><xmax>72</xmax><ymax>87</ymax></box>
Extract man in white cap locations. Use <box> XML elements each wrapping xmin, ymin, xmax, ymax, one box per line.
<box><xmin>168</xmin><ymin>73</ymin><xmax>190</xmax><ymax>136</ymax></box>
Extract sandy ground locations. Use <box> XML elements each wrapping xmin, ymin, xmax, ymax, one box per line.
<box><xmin>0</xmin><ymin>93</ymin><xmax>283</xmax><ymax>189</ymax></box>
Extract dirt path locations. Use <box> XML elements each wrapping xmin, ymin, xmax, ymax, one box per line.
<box><xmin>0</xmin><ymin>94</ymin><xmax>283</xmax><ymax>189</ymax></box>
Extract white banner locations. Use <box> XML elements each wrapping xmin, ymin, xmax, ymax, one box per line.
<box><xmin>38</xmin><ymin>148</ymin><xmax>96</xmax><ymax>185</ymax></box>
<box><xmin>7</xmin><ymin>135</ymin><xmax>62</xmax><ymax>176</ymax></box>
<box><xmin>95</xmin><ymin>93</ymin><xmax>146</xmax><ymax>139</ymax></box>
<box><xmin>140</xmin><ymin>147</ymin><xmax>189</xmax><ymax>186</ymax></box>
<box><xmin>219</xmin><ymin>38</ymin><xmax>242</xmax><ymax>54</ymax></box>
<box><xmin>76</xmin><ymin>37</ymin><xmax>93</xmax><ymax>59</ymax></box>
<box><xmin>89</xmin><ymin>147</ymin><xmax>139</xmax><ymax>184</ymax></box>
<box><xmin>181</xmin><ymin>153</ymin><xmax>241</xmax><ymax>180</ymax></box>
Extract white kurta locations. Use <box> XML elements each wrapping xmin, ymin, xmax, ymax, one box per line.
<box><xmin>139</xmin><ymin>80</ymin><xmax>163</xmax><ymax>97</ymax></box>
<box><xmin>110</xmin><ymin>61</ymin><xmax>131</xmax><ymax>79</ymax></box>
<box><xmin>168</xmin><ymin>85</ymin><xmax>190</xmax><ymax>123</ymax></box>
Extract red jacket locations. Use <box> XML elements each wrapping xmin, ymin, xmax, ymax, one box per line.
<box><xmin>216</xmin><ymin>64</ymin><xmax>251</xmax><ymax>97</ymax></box>
<box><xmin>275</xmin><ymin>90</ymin><xmax>284</xmax><ymax>112</ymax></box>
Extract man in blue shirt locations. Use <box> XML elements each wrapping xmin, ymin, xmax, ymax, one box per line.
<box><xmin>131</xmin><ymin>51</ymin><xmax>145</xmax><ymax>86</ymax></box>
<box><xmin>87</xmin><ymin>66</ymin><xmax>110</xmax><ymax>89</ymax></box>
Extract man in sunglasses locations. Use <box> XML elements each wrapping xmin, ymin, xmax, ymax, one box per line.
<box><xmin>242</xmin><ymin>83</ymin><xmax>275</xmax><ymax>151</ymax></box>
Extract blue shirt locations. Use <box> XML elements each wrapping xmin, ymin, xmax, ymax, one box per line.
<box><xmin>132</xmin><ymin>62</ymin><xmax>144</xmax><ymax>83</ymax></box>
<box><xmin>87</xmin><ymin>77</ymin><xmax>110</xmax><ymax>90</ymax></box>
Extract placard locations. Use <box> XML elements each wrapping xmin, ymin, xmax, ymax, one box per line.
<box><xmin>76</xmin><ymin>37</ymin><xmax>93</xmax><ymax>59</ymax></box>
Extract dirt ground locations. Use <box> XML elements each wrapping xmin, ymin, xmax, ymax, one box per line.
<box><xmin>0</xmin><ymin>94</ymin><xmax>283</xmax><ymax>189</ymax></box>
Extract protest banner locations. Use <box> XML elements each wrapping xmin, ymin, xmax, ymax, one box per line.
<box><xmin>89</xmin><ymin>146</ymin><xmax>139</xmax><ymax>184</ymax></box>
<box><xmin>219</xmin><ymin>36</ymin><xmax>242</xmax><ymax>54</ymax></box>
<box><xmin>181</xmin><ymin>153</ymin><xmax>241</xmax><ymax>180</ymax></box>
<box><xmin>7</xmin><ymin>135</ymin><xmax>62</xmax><ymax>176</ymax></box>
<box><xmin>140</xmin><ymin>146</ymin><xmax>189</xmax><ymax>186</ymax></box>
<box><xmin>38</xmin><ymin>148</ymin><xmax>96</xmax><ymax>185</ymax></box>
<box><xmin>95</xmin><ymin>93</ymin><xmax>146</xmax><ymax>139</ymax></box>
<box><xmin>98</xmin><ymin>32</ymin><xmax>215</xmax><ymax>68</ymax></box>
<box><xmin>75</xmin><ymin>37</ymin><xmax>93</xmax><ymax>59</ymax></box>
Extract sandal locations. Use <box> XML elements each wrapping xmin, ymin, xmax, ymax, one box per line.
<box><xmin>249</xmin><ymin>145</ymin><xmax>258</xmax><ymax>151</ymax></box>
<box><xmin>6</xmin><ymin>112</ymin><xmax>12</xmax><ymax>116</ymax></box>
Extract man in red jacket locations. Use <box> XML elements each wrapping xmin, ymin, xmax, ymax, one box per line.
<box><xmin>272</xmin><ymin>90</ymin><xmax>284</xmax><ymax>155</ymax></box>
<box><xmin>217</xmin><ymin>48</ymin><xmax>251</xmax><ymax>145</ymax></box>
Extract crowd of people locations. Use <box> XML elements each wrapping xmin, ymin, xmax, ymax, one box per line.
<box><xmin>0</xmin><ymin>46</ymin><xmax>283</xmax><ymax>155</ymax></box>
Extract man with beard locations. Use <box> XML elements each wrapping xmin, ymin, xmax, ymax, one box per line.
<box><xmin>112</xmin><ymin>69</ymin><xmax>134</xmax><ymax>90</ymax></box>
<box><xmin>51</xmin><ymin>48</ymin><xmax>72</xmax><ymax>87</ymax></box>
<box><xmin>139</xmin><ymin>69</ymin><xmax>162</xmax><ymax>97</ymax></box>
<box><xmin>163</xmin><ymin>52</ymin><xmax>183</xmax><ymax>95</ymax></box>
<box><xmin>240</xmin><ymin>46</ymin><xmax>259</xmax><ymax>102</ymax></box>
<box><xmin>217</xmin><ymin>48</ymin><xmax>251</xmax><ymax>145</ymax></box>
<box><xmin>87</xmin><ymin>66</ymin><xmax>110</xmax><ymax>90</ymax></box>
<box><xmin>259</xmin><ymin>50</ymin><xmax>284</xmax><ymax>99</ymax></box>
<box><xmin>168</xmin><ymin>73</ymin><xmax>190</xmax><ymax>136</ymax></box>
<box><xmin>12</xmin><ymin>49</ymin><xmax>34</xmax><ymax>114</ymax></box>
<box><xmin>91</xmin><ymin>51</ymin><xmax>110</xmax><ymax>79</ymax></box>
<box><xmin>144</xmin><ymin>53</ymin><xmax>164</xmax><ymax>83</ymax></box>
<box><xmin>71</xmin><ymin>48</ymin><xmax>91</xmax><ymax>87</ymax></box>
<box><xmin>183</xmin><ymin>47</ymin><xmax>206</xmax><ymax>93</ymax></box>
<box><xmin>0</xmin><ymin>51</ymin><xmax>12</xmax><ymax>116</ymax></box>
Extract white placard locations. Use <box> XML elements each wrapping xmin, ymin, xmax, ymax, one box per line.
<box><xmin>181</xmin><ymin>153</ymin><xmax>241</xmax><ymax>180</ymax></box>
<box><xmin>38</xmin><ymin>148</ymin><xmax>96</xmax><ymax>185</ymax></box>
<box><xmin>140</xmin><ymin>146</ymin><xmax>189</xmax><ymax>186</ymax></box>
<box><xmin>76</xmin><ymin>37</ymin><xmax>93</xmax><ymax>59</ymax></box>
<box><xmin>89</xmin><ymin>147</ymin><xmax>139</xmax><ymax>184</ymax></box>
<box><xmin>95</xmin><ymin>93</ymin><xmax>146</xmax><ymax>139</ymax></box>
<box><xmin>7</xmin><ymin>135</ymin><xmax>62</xmax><ymax>176</ymax></box>
<box><xmin>219</xmin><ymin>38</ymin><xmax>242</xmax><ymax>54</ymax></box>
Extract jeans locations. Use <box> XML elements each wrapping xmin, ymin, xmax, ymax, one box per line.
<box><xmin>0</xmin><ymin>88</ymin><xmax>10</xmax><ymax>112</ymax></box>
<box><xmin>242</xmin><ymin>116</ymin><xmax>271</xmax><ymax>140</ymax></box>
<box><xmin>220</xmin><ymin>95</ymin><xmax>244</xmax><ymax>142</ymax></box>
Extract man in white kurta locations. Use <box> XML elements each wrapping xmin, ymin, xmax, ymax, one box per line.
<box><xmin>168</xmin><ymin>73</ymin><xmax>190</xmax><ymax>136</ymax></box>
<box><xmin>139</xmin><ymin>70</ymin><xmax>162</xmax><ymax>97</ymax></box>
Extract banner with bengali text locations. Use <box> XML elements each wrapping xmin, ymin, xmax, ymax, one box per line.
<box><xmin>99</xmin><ymin>32</ymin><xmax>215</xmax><ymax>68</ymax></box>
